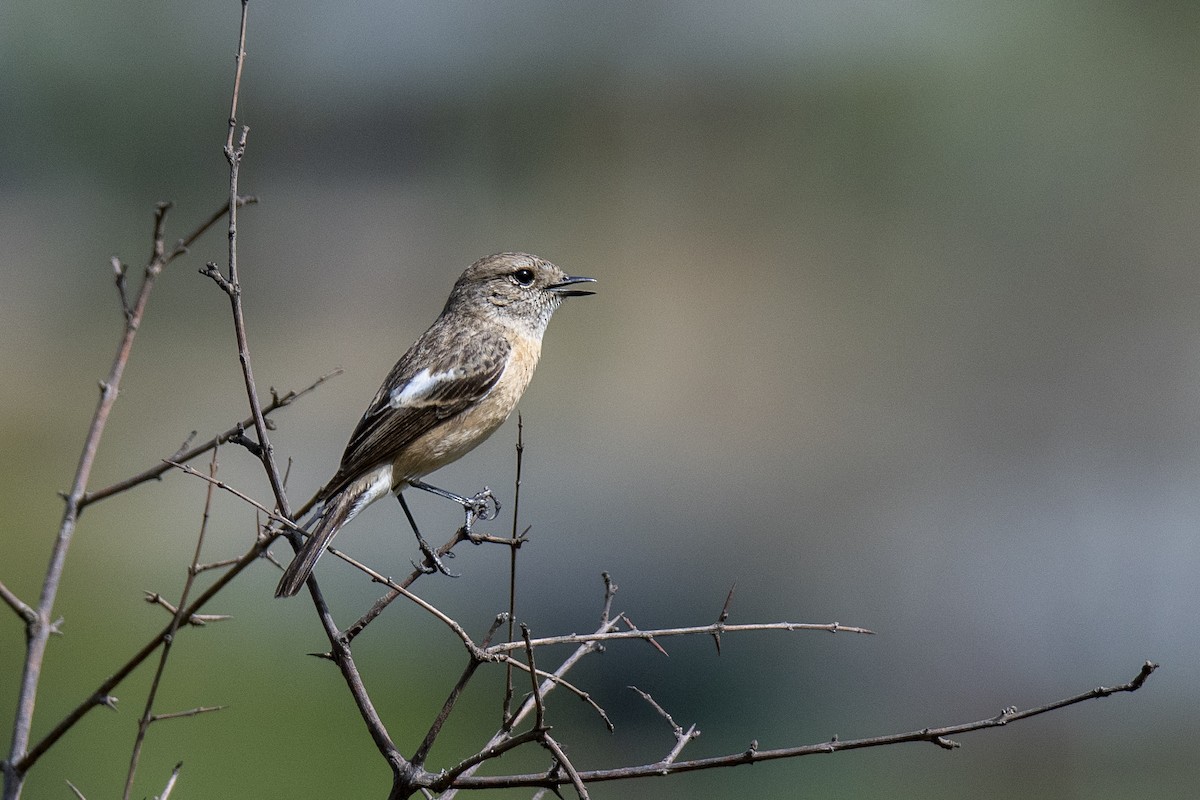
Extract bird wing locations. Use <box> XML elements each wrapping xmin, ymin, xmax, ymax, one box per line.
<box><xmin>321</xmin><ymin>327</ymin><xmax>511</xmax><ymax>498</ymax></box>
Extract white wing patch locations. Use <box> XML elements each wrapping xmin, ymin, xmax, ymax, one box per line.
<box><xmin>390</xmin><ymin>367</ymin><xmax>464</xmax><ymax>408</ymax></box>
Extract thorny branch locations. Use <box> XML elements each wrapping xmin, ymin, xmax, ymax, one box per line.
<box><xmin>487</xmin><ymin>620</ymin><xmax>874</xmax><ymax>654</ymax></box>
<box><xmin>442</xmin><ymin>661</ymin><xmax>1159</xmax><ymax>793</ymax></box>
<box><xmin>122</xmin><ymin>451</ymin><xmax>220</xmax><ymax>800</ymax></box>
<box><xmin>628</xmin><ymin>685</ymin><xmax>701</xmax><ymax>766</ymax></box>
<box><xmin>202</xmin><ymin>3</ymin><xmax>410</xmax><ymax>792</ymax></box>
<box><xmin>2</xmin><ymin>194</ymin><xmax>255</xmax><ymax>800</ymax></box>
<box><xmin>81</xmin><ymin>370</ymin><xmax>339</xmax><ymax>508</ymax></box>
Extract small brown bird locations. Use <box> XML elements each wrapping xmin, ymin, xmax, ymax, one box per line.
<box><xmin>276</xmin><ymin>253</ymin><xmax>594</xmax><ymax>597</ymax></box>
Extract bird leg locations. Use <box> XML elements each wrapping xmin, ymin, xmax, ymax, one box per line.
<box><xmin>402</xmin><ymin>480</ymin><xmax>502</xmax><ymax>574</ymax></box>
<box><xmin>408</xmin><ymin>479</ymin><xmax>501</xmax><ymax>527</ymax></box>
<box><xmin>397</xmin><ymin>492</ymin><xmax>459</xmax><ymax>577</ymax></box>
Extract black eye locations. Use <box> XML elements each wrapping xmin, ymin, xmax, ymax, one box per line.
<box><xmin>512</xmin><ymin>268</ymin><xmax>535</xmax><ymax>286</ymax></box>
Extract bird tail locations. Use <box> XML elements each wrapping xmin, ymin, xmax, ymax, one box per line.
<box><xmin>275</xmin><ymin>489</ymin><xmax>357</xmax><ymax>598</ymax></box>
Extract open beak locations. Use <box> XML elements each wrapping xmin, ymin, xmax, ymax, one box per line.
<box><xmin>547</xmin><ymin>275</ymin><xmax>597</xmax><ymax>297</ymax></box>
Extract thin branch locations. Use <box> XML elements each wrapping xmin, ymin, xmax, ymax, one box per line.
<box><xmin>447</xmin><ymin>661</ymin><xmax>1159</xmax><ymax>791</ymax></box>
<box><xmin>521</xmin><ymin>625</ymin><xmax>547</xmax><ymax>731</ymax></box>
<box><xmin>0</xmin><ymin>581</ymin><xmax>36</xmax><ymax>628</ymax></box>
<box><xmin>411</xmin><ymin>615</ymin><xmax>509</xmax><ymax>767</ymax></box>
<box><xmin>319</xmin><ymin>546</ymin><xmax>657</xmax><ymax>725</ymax></box>
<box><xmin>599</xmin><ymin>572</ymin><xmax>617</xmax><ymax>626</ymax></box>
<box><xmin>488</xmin><ymin>620</ymin><xmax>874</xmax><ymax>655</ymax></box>
<box><xmin>164</xmin><ymin>462</ymin><xmax>304</xmax><ymax>534</ymax></box>
<box><xmin>342</xmin><ymin>528</ymin><xmax>471</xmax><ymax>641</ymax></box>
<box><xmin>325</xmin><ymin>548</ymin><xmax>486</xmax><ymax>657</ymax></box>
<box><xmin>3</xmin><ymin>196</ymin><xmax>246</xmax><ymax>800</ymax></box>
<box><xmin>541</xmin><ymin>734</ymin><xmax>588</xmax><ymax>800</ymax></box>
<box><xmin>516</xmin><ymin>628</ymin><xmax>593</xmax><ymax>800</ymax></box>
<box><xmin>207</xmin><ymin>6</ymin><xmax>408</xmax><ymax>789</ymax></box>
<box><xmin>123</xmin><ymin>451</ymin><xmax>220</xmax><ymax>800</ymax></box>
<box><xmin>82</xmin><ymin>369</ymin><xmax>340</xmax><ymax>508</ymax></box>
<box><xmin>629</xmin><ymin>686</ymin><xmax>700</xmax><ymax>765</ymax></box>
<box><xmin>503</xmin><ymin>416</ymin><xmax>526</xmax><ymax>720</ymax></box>
<box><xmin>501</xmin><ymin>658</ymin><xmax>610</xmax><ymax>728</ymax></box>
<box><xmin>628</xmin><ymin>686</ymin><xmax>684</xmax><ymax>740</ymax></box>
<box><xmin>16</xmin><ymin>531</ymin><xmax>272</xmax><ymax>775</ymax></box>
<box><xmin>435</xmin><ymin>579</ymin><xmax>623</xmax><ymax>799</ymax></box>
<box><xmin>620</xmin><ymin>614</ymin><xmax>668</xmax><ymax>657</ymax></box>
<box><xmin>143</xmin><ymin>592</ymin><xmax>231</xmax><ymax>626</ymax></box>
<box><xmin>438</xmin><ymin>729</ymin><xmax>544</xmax><ymax>786</ymax></box>
<box><xmin>194</xmin><ymin>557</ymin><xmax>243</xmax><ymax>573</ymax></box>
<box><xmin>149</xmin><ymin>706</ymin><xmax>225</xmax><ymax>723</ymax></box>
<box><xmin>169</xmin><ymin>460</ymin><xmax>610</xmax><ymax>762</ymax></box>
<box><xmin>111</xmin><ymin>257</ymin><xmax>132</xmax><ymax>321</ymax></box>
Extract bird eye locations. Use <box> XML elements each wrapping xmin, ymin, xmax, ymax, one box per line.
<box><xmin>511</xmin><ymin>268</ymin><xmax>535</xmax><ymax>286</ymax></box>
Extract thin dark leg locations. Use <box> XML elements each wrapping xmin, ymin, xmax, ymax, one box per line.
<box><xmin>408</xmin><ymin>478</ymin><xmax>501</xmax><ymax>523</ymax></box>
<box><xmin>397</xmin><ymin>493</ymin><xmax>459</xmax><ymax>577</ymax></box>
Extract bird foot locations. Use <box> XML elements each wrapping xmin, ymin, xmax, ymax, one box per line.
<box><xmin>463</xmin><ymin>488</ymin><xmax>501</xmax><ymax>527</ymax></box>
<box><xmin>411</xmin><ymin>534</ymin><xmax>460</xmax><ymax>578</ymax></box>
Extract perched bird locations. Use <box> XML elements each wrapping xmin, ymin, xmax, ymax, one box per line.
<box><xmin>275</xmin><ymin>253</ymin><xmax>594</xmax><ymax>597</ymax></box>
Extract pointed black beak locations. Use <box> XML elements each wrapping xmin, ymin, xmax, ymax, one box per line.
<box><xmin>547</xmin><ymin>275</ymin><xmax>597</xmax><ymax>297</ymax></box>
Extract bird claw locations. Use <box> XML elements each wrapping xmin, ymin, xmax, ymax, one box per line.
<box><xmin>412</xmin><ymin>535</ymin><xmax>460</xmax><ymax>578</ymax></box>
<box><xmin>464</xmin><ymin>488</ymin><xmax>500</xmax><ymax>525</ymax></box>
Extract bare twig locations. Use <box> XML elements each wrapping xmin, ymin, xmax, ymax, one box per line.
<box><xmin>521</xmin><ymin>625</ymin><xmax>547</xmax><ymax>731</ymax></box>
<box><xmin>629</xmin><ymin>686</ymin><xmax>700</xmax><ymax>765</ymax></box>
<box><xmin>621</xmin><ymin>614</ymin><xmax>668</xmax><ymax>657</ymax></box>
<box><xmin>0</xmin><ymin>581</ymin><xmax>36</xmax><ymax>629</ymax></box>
<box><xmin>411</xmin><ymin>615</ymin><xmax>509</xmax><ymax>768</ymax></box>
<box><xmin>123</xmin><ymin>451</ymin><xmax>220</xmax><ymax>800</ymax></box>
<box><xmin>111</xmin><ymin>257</ymin><xmax>132</xmax><ymax>320</ymax></box>
<box><xmin>82</xmin><ymin>370</ymin><xmax>340</xmax><ymax>508</ymax></box>
<box><xmin>342</xmin><ymin>527</ymin><xmax>473</xmax><ymax>643</ymax></box>
<box><xmin>143</xmin><ymin>592</ymin><xmax>231</xmax><ymax>626</ymax></box>
<box><xmin>435</xmin><ymin>579</ymin><xmax>623</xmax><ymax>799</ymax></box>
<box><xmin>487</xmin><ymin>620</ymin><xmax>874</xmax><ymax>655</ymax></box>
<box><xmin>600</xmin><ymin>572</ymin><xmax>617</xmax><ymax>625</ymax></box>
<box><xmin>16</xmin><ymin>534</ymin><xmax>272</xmax><ymax>776</ymax></box>
<box><xmin>324</xmin><ymin>548</ymin><xmax>486</xmax><ymax>656</ymax></box>
<box><xmin>2</xmin><ymin>194</ymin><xmax>250</xmax><ymax>800</ymax></box>
<box><xmin>438</xmin><ymin>729</ymin><xmax>544</xmax><ymax>786</ymax></box>
<box><xmin>542</xmin><ymin>734</ymin><xmax>588</xmax><ymax>800</ymax></box>
<box><xmin>149</xmin><ymin>707</ymin><xmax>225</xmax><ymax>723</ymax></box>
<box><xmin>503</xmin><ymin>416</ymin><xmax>526</xmax><ymax>720</ymax></box>
<box><xmin>446</xmin><ymin>662</ymin><xmax>1159</xmax><ymax>792</ymax></box>
<box><xmin>205</xmin><ymin>7</ymin><xmax>409</xmax><ymax>792</ymax></box>
<box><xmin>164</xmin><ymin>462</ymin><xmax>304</xmax><ymax>535</ymax></box>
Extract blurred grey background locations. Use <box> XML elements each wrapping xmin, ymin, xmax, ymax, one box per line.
<box><xmin>2</xmin><ymin>2</ymin><xmax>1197</xmax><ymax>798</ymax></box>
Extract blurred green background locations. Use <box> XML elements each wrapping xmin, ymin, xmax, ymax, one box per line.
<box><xmin>2</xmin><ymin>2</ymin><xmax>1197</xmax><ymax>798</ymax></box>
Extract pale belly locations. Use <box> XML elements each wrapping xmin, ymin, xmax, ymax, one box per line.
<box><xmin>391</xmin><ymin>332</ymin><xmax>539</xmax><ymax>482</ymax></box>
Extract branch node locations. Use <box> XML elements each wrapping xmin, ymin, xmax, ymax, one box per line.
<box><xmin>111</xmin><ymin>256</ymin><xmax>133</xmax><ymax>320</ymax></box>
<box><xmin>200</xmin><ymin>261</ymin><xmax>237</xmax><ymax>296</ymax></box>
<box><xmin>227</xmin><ymin>426</ymin><xmax>263</xmax><ymax>457</ymax></box>
<box><xmin>992</xmin><ymin>705</ymin><xmax>1018</xmax><ymax>724</ymax></box>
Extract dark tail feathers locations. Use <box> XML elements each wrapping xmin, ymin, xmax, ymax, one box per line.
<box><xmin>275</xmin><ymin>491</ymin><xmax>355</xmax><ymax>598</ymax></box>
